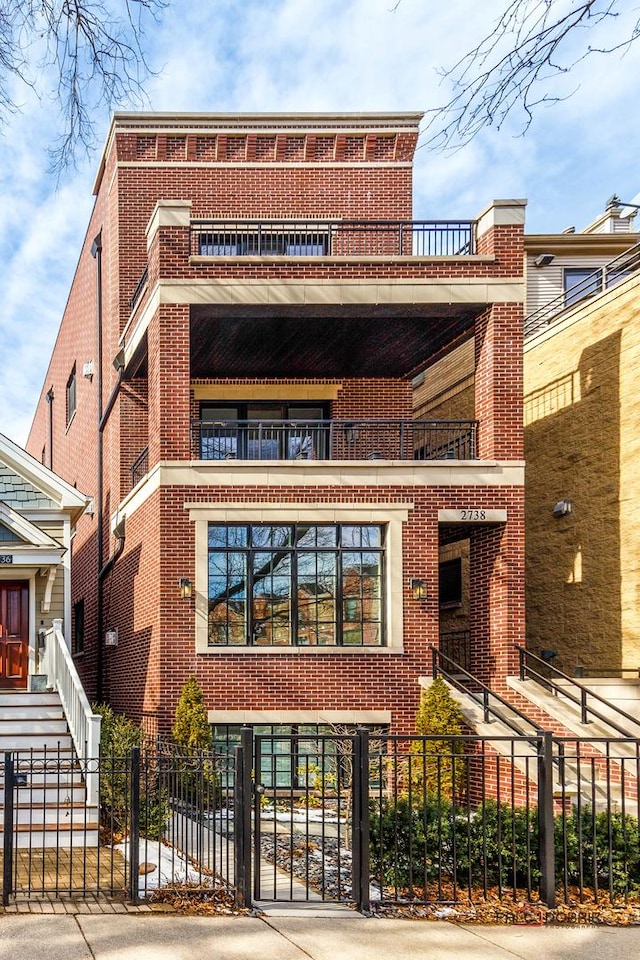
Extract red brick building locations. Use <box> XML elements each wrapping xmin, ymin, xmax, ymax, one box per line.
<box><xmin>26</xmin><ymin>112</ymin><xmax>526</xmax><ymax>740</ymax></box>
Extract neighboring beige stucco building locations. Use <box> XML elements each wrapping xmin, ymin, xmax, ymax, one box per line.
<box><xmin>416</xmin><ymin>198</ymin><xmax>640</xmax><ymax>676</ymax></box>
<box><xmin>524</xmin><ymin>229</ymin><xmax>640</xmax><ymax>675</ymax></box>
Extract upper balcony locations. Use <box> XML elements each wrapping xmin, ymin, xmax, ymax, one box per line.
<box><xmin>188</xmin><ymin>219</ymin><xmax>477</xmax><ymax>260</ymax></box>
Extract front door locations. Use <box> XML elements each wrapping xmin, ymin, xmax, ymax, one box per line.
<box><xmin>0</xmin><ymin>582</ymin><xmax>29</xmax><ymax>689</ymax></box>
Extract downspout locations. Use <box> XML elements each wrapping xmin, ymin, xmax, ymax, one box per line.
<box><xmin>91</xmin><ymin>232</ymin><xmax>105</xmax><ymax>701</ymax></box>
<box><xmin>91</xmin><ymin>230</ymin><xmax>126</xmax><ymax>703</ymax></box>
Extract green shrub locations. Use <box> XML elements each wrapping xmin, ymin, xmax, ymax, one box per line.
<box><xmin>370</xmin><ymin>794</ymin><xmax>537</xmax><ymax>892</ymax></box>
<box><xmin>171</xmin><ymin>677</ymin><xmax>219</xmax><ymax>808</ymax></box>
<box><xmin>370</xmin><ymin>792</ymin><xmax>640</xmax><ymax>897</ymax></box>
<box><xmin>409</xmin><ymin>678</ymin><xmax>466</xmax><ymax>800</ymax></box>
<box><xmin>94</xmin><ymin>703</ymin><xmax>169</xmax><ymax>841</ymax></box>
<box><xmin>558</xmin><ymin>804</ymin><xmax>640</xmax><ymax>894</ymax></box>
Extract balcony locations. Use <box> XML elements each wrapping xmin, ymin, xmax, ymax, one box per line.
<box><xmin>190</xmin><ymin>219</ymin><xmax>477</xmax><ymax>259</ymax></box>
<box><xmin>525</xmin><ymin>241</ymin><xmax>640</xmax><ymax>339</ymax></box>
<box><xmin>191</xmin><ymin>419</ymin><xmax>477</xmax><ymax>462</ymax></box>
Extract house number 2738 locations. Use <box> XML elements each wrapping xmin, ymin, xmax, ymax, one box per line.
<box><xmin>459</xmin><ymin>510</ymin><xmax>486</xmax><ymax>521</ymax></box>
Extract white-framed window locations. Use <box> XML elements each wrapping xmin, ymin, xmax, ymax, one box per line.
<box><xmin>187</xmin><ymin>503</ymin><xmax>410</xmax><ymax>654</ymax></box>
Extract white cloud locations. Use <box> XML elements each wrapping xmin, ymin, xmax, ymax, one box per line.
<box><xmin>1</xmin><ymin>0</ymin><xmax>640</xmax><ymax>444</ymax></box>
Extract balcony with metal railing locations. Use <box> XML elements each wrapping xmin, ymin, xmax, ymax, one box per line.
<box><xmin>190</xmin><ymin>418</ymin><xmax>478</xmax><ymax>462</ymax></box>
<box><xmin>525</xmin><ymin>241</ymin><xmax>640</xmax><ymax>340</ymax></box>
<box><xmin>190</xmin><ymin>219</ymin><xmax>477</xmax><ymax>259</ymax></box>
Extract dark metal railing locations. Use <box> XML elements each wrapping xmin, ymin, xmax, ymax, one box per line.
<box><xmin>5</xmin><ymin>729</ymin><xmax>640</xmax><ymax>909</ymax></box>
<box><xmin>524</xmin><ymin>241</ymin><xmax>640</xmax><ymax>339</ymax></box>
<box><xmin>190</xmin><ymin>218</ymin><xmax>477</xmax><ymax>259</ymax></box>
<box><xmin>130</xmin><ymin>445</ymin><xmax>149</xmax><ymax>488</ymax></box>
<box><xmin>129</xmin><ymin>266</ymin><xmax>149</xmax><ymax>313</ymax></box>
<box><xmin>517</xmin><ymin>645</ymin><xmax>640</xmax><ymax>737</ymax></box>
<box><xmin>439</xmin><ymin>629</ymin><xmax>471</xmax><ymax>673</ymax></box>
<box><xmin>191</xmin><ymin>418</ymin><xmax>478</xmax><ymax>462</ymax></box>
<box><xmin>431</xmin><ymin>645</ymin><xmax>548</xmax><ymax>737</ymax></box>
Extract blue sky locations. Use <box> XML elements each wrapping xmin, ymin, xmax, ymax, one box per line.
<box><xmin>1</xmin><ymin>0</ymin><xmax>639</xmax><ymax>445</ymax></box>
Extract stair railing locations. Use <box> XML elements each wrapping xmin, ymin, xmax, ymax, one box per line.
<box><xmin>516</xmin><ymin>645</ymin><xmax>640</xmax><ymax>738</ymax></box>
<box><xmin>430</xmin><ymin>645</ymin><xmax>548</xmax><ymax>740</ymax></box>
<box><xmin>41</xmin><ymin>619</ymin><xmax>101</xmax><ymax>805</ymax></box>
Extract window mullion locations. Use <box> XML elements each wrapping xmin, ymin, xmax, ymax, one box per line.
<box><xmin>247</xmin><ymin>531</ymin><xmax>254</xmax><ymax>645</ymax></box>
<box><xmin>292</xmin><ymin>525</ymin><xmax>299</xmax><ymax>645</ymax></box>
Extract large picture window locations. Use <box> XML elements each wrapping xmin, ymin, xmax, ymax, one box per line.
<box><xmin>207</xmin><ymin>523</ymin><xmax>384</xmax><ymax>647</ymax></box>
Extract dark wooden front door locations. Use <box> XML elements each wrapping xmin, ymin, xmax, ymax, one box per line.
<box><xmin>0</xmin><ymin>582</ymin><xmax>29</xmax><ymax>689</ymax></box>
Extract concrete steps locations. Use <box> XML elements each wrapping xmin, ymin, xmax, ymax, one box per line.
<box><xmin>423</xmin><ymin>675</ymin><xmax>640</xmax><ymax>809</ymax></box>
<box><xmin>0</xmin><ymin>691</ymin><xmax>99</xmax><ymax>848</ymax></box>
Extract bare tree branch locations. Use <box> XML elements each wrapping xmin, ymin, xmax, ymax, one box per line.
<box><xmin>403</xmin><ymin>1</ymin><xmax>640</xmax><ymax>149</ymax></box>
<box><xmin>0</xmin><ymin>0</ymin><xmax>166</xmax><ymax>169</ymax></box>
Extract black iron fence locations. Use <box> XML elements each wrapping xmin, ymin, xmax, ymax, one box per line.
<box><xmin>3</xmin><ymin>729</ymin><xmax>640</xmax><ymax>911</ymax></box>
<box><xmin>192</xmin><ymin>418</ymin><xmax>478</xmax><ymax>462</ymax></box>
<box><xmin>190</xmin><ymin>219</ymin><xmax>477</xmax><ymax>259</ymax></box>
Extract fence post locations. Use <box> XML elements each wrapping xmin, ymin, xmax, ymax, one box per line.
<box><xmin>352</xmin><ymin>729</ymin><xmax>371</xmax><ymax>914</ymax></box>
<box><xmin>234</xmin><ymin>726</ymin><xmax>253</xmax><ymax>908</ymax></box>
<box><xmin>129</xmin><ymin>746</ymin><xmax>140</xmax><ymax>905</ymax></box>
<box><xmin>537</xmin><ymin>732</ymin><xmax>556</xmax><ymax>908</ymax></box>
<box><xmin>2</xmin><ymin>753</ymin><xmax>14</xmax><ymax>906</ymax></box>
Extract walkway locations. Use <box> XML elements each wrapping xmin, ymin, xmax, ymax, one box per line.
<box><xmin>0</xmin><ymin>912</ymin><xmax>636</xmax><ymax>960</ymax></box>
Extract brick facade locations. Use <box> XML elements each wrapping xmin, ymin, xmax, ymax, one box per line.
<box><xmin>26</xmin><ymin>112</ymin><xmax>525</xmax><ymax>735</ymax></box>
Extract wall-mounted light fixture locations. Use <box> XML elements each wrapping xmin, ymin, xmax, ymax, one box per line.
<box><xmin>534</xmin><ymin>252</ymin><xmax>555</xmax><ymax>267</ymax></box>
<box><xmin>113</xmin><ymin>348</ymin><xmax>126</xmax><ymax>372</ymax></box>
<box><xmin>552</xmin><ymin>499</ymin><xmax>572</xmax><ymax>518</ymax></box>
<box><xmin>410</xmin><ymin>578</ymin><xmax>428</xmax><ymax>601</ymax></box>
<box><xmin>105</xmin><ymin>627</ymin><xmax>118</xmax><ymax>647</ymax></box>
<box><xmin>179</xmin><ymin>577</ymin><xmax>192</xmax><ymax>600</ymax></box>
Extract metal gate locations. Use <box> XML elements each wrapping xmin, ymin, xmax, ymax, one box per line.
<box><xmin>233</xmin><ymin>728</ymin><xmax>371</xmax><ymax>909</ymax></box>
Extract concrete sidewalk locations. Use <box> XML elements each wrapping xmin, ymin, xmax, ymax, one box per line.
<box><xmin>0</xmin><ymin>912</ymin><xmax>639</xmax><ymax>960</ymax></box>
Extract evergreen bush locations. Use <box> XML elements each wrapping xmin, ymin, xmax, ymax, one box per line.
<box><xmin>93</xmin><ymin>703</ymin><xmax>169</xmax><ymax>841</ymax></box>
<box><xmin>171</xmin><ymin>677</ymin><xmax>219</xmax><ymax>808</ymax></box>
<box><xmin>409</xmin><ymin>677</ymin><xmax>466</xmax><ymax>799</ymax></box>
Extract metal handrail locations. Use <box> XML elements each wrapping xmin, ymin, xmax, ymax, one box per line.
<box><xmin>129</xmin><ymin>266</ymin><xmax>149</xmax><ymax>313</ymax></box>
<box><xmin>192</xmin><ymin>418</ymin><xmax>478</xmax><ymax>462</ymax></box>
<box><xmin>190</xmin><ymin>218</ymin><xmax>477</xmax><ymax>258</ymax></box>
<box><xmin>516</xmin><ymin>645</ymin><xmax>640</xmax><ymax>738</ymax></box>
<box><xmin>524</xmin><ymin>241</ymin><xmax>640</xmax><ymax>339</ymax></box>
<box><xmin>430</xmin><ymin>645</ymin><xmax>548</xmax><ymax>738</ymax></box>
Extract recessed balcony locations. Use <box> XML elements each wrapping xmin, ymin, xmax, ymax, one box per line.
<box><xmin>190</xmin><ymin>418</ymin><xmax>478</xmax><ymax>462</ymax></box>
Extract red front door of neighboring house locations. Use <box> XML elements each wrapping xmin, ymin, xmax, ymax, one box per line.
<box><xmin>0</xmin><ymin>582</ymin><xmax>29</xmax><ymax>689</ymax></box>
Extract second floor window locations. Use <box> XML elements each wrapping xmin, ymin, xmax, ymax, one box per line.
<box><xmin>66</xmin><ymin>365</ymin><xmax>77</xmax><ymax>425</ymax></box>
<box><xmin>72</xmin><ymin>598</ymin><xmax>84</xmax><ymax>654</ymax></box>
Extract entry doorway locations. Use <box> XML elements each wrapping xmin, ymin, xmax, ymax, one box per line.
<box><xmin>0</xmin><ymin>581</ymin><xmax>29</xmax><ymax>688</ymax></box>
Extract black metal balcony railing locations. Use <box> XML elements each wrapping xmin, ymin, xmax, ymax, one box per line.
<box><xmin>191</xmin><ymin>419</ymin><xmax>477</xmax><ymax>462</ymax></box>
<box><xmin>190</xmin><ymin>219</ymin><xmax>477</xmax><ymax>259</ymax></box>
<box><xmin>130</xmin><ymin>445</ymin><xmax>149</xmax><ymax>487</ymax></box>
<box><xmin>524</xmin><ymin>241</ymin><xmax>640</xmax><ymax>339</ymax></box>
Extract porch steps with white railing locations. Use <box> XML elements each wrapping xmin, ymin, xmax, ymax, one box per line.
<box><xmin>0</xmin><ymin>691</ymin><xmax>99</xmax><ymax>848</ymax></box>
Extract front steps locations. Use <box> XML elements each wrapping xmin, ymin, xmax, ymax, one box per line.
<box><xmin>424</xmin><ymin>674</ymin><xmax>640</xmax><ymax>809</ymax></box>
<box><xmin>0</xmin><ymin>692</ymin><xmax>99</xmax><ymax>848</ymax></box>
